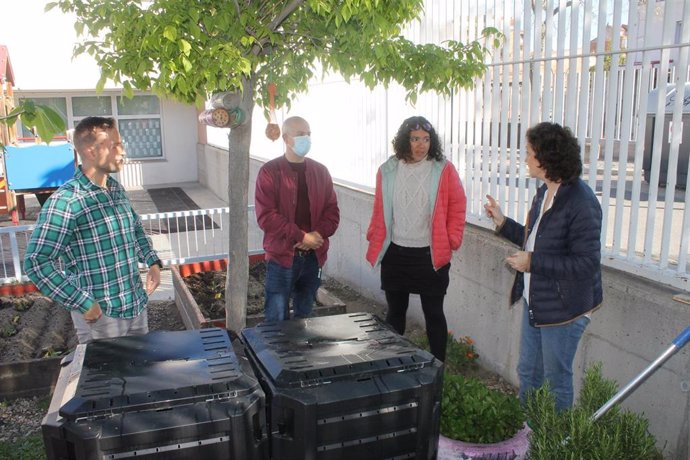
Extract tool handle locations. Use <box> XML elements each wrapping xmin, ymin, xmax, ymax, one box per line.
<box><xmin>672</xmin><ymin>325</ymin><xmax>690</xmax><ymax>348</ymax></box>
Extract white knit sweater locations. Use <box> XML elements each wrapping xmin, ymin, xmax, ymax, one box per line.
<box><xmin>392</xmin><ymin>159</ymin><xmax>432</xmax><ymax>247</ymax></box>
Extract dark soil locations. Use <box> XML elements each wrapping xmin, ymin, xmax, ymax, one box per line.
<box><xmin>182</xmin><ymin>261</ymin><xmax>266</xmax><ymax>320</ymax></box>
<box><xmin>0</xmin><ymin>295</ymin><xmax>184</xmax><ymax>363</ymax></box>
<box><xmin>0</xmin><ymin>295</ymin><xmax>76</xmax><ymax>362</ymax></box>
<box><xmin>182</xmin><ymin>261</ymin><xmax>389</xmax><ymax>321</ymax></box>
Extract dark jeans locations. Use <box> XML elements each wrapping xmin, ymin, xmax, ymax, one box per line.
<box><xmin>385</xmin><ymin>290</ymin><xmax>448</xmax><ymax>362</ymax></box>
<box><xmin>263</xmin><ymin>252</ymin><xmax>321</xmax><ymax>322</ymax></box>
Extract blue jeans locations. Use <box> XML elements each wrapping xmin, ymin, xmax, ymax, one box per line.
<box><xmin>517</xmin><ymin>300</ymin><xmax>590</xmax><ymax>411</ymax></box>
<box><xmin>264</xmin><ymin>252</ymin><xmax>321</xmax><ymax>322</ymax></box>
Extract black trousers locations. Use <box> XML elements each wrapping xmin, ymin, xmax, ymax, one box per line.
<box><xmin>381</xmin><ymin>243</ymin><xmax>450</xmax><ymax>362</ymax></box>
<box><xmin>385</xmin><ymin>290</ymin><xmax>448</xmax><ymax>362</ymax></box>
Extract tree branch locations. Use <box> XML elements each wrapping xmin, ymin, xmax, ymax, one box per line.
<box><xmin>268</xmin><ymin>0</ymin><xmax>304</xmax><ymax>33</ymax></box>
<box><xmin>251</xmin><ymin>0</ymin><xmax>304</xmax><ymax>56</ymax></box>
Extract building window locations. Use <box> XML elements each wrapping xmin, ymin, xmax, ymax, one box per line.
<box><xmin>114</xmin><ymin>96</ymin><xmax>163</xmax><ymax>159</ymax></box>
<box><xmin>18</xmin><ymin>94</ymin><xmax>164</xmax><ymax>160</ymax></box>
<box><xmin>72</xmin><ymin>96</ymin><xmax>112</xmax><ymax>117</ymax></box>
<box><xmin>118</xmin><ymin>118</ymin><xmax>163</xmax><ymax>159</ymax></box>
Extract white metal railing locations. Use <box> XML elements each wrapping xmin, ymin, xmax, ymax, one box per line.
<box><xmin>0</xmin><ymin>206</ymin><xmax>263</xmax><ymax>284</ymax></box>
<box><xmin>234</xmin><ymin>0</ymin><xmax>690</xmax><ymax>291</ymax></box>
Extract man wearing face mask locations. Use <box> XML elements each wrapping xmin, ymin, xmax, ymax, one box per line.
<box><xmin>255</xmin><ymin>116</ymin><xmax>340</xmax><ymax>322</ymax></box>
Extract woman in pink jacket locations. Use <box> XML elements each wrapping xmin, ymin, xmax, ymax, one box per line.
<box><xmin>366</xmin><ymin>116</ymin><xmax>466</xmax><ymax>362</ymax></box>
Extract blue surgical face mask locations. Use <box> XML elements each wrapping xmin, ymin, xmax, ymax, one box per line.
<box><xmin>292</xmin><ymin>135</ymin><xmax>311</xmax><ymax>157</ymax></box>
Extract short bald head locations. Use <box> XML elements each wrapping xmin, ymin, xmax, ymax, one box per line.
<box><xmin>282</xmin><ymin>116</ymin><xmax>310</xmax><ymax>138</ymax></box>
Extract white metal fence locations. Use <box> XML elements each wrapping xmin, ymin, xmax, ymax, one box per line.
<box><xmin>0</xmin><ymin>206</ymin><xmax>263</xmax><ymax>284</ymax></box>
<box><xmin>232</xmin><ymin>0</ymin><xmax>690</xmax><ymax>291</ymax></box>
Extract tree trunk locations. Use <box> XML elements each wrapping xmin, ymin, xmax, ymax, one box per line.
<box><xmin>225</xmin><ymin>76</ymin><xmax>255</xmax><ymax>333</ymax></box>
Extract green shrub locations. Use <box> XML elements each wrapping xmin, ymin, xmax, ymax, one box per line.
<box><xmin>526</xmin><ymin>363</ymin><xmax>662</xmax><ymax>460</ymax></box>
<box><xmin>441</xmin><ymin>372</ymin><xmax>525</xmax><ymax>444</ymax></box>
<box><xmin>0</xmin><ymin>435</ymin><xmax>46</xmax><ymax>460</ymax></box>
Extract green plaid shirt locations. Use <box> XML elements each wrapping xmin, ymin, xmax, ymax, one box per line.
<box><xmin>24</xmin><ymin>167</ymin><xmax>160</xmax><ymax>317</ymax></box>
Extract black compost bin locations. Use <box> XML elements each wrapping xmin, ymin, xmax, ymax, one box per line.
<box><xmin>42</xmin><ymin>328</ymin><xmax>268</xmax><ymax>460</ymax></box>
<box><xmin>241</xmin><ymin>312</ymin><xmax>443</xmax><ymax>460</ymax></box>
<box><xmin>643</xmin><ymin>82</ymin><xmax>690</xmax><ymax>188</ymax></box>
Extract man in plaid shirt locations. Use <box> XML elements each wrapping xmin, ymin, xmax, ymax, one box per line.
<box><xmin>24</xmin><ymin>116</ymin><xmax>162</xmax><ymax>343</ymax></box>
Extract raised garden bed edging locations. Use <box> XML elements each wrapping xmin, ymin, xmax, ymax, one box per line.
<box><xmin>172</xmin><ymin>258</ymin><xmax>347</xmax><ymax>330</ymax></box>
<box><xmin>0</xmin><ymin>356</ymin><xmax>63</xmax><ymax>400</ymax></box>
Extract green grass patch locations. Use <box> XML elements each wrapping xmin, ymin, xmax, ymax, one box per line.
<box><xmin>0</xmin><ymin>435</ymin><xmax>46</xmax><ymax>460</ymax></box>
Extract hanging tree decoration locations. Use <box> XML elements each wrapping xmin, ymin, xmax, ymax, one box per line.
<box><xmin>198</xmin><ymin>92</ymin><xmax>246</xmax><ymax>128</ymax></box>
<box><xmin>198</xmin><ymin>107</ymin><xmax>231</xmax><ymax>128</ymax></box>
<box><xmin>265</xmin><ymin>83</ymin><xmax>280</xmax><ymax>141</ymax></box>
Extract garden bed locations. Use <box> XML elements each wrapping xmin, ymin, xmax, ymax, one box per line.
<box><xmin>0</xmin><ymin>294</ymin><xmax>184</xmax><ymax>400</ymax></box>
<box><xmin>173</xmin><ymin>257</ymin><xmax>346</xmax><ymax>329</ymax></box>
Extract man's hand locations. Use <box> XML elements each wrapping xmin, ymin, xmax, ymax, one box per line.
<box><xmin>506</xmin><ymin>251</ymin><xmax>530</xmax><ymax>273</ymax></box>
<box><xmin>83</xmin><ymin>302</ymin><xmax>102</xmax><ymax>323</ymax></box>
<box><xmin>295</xmin><ymin>231</ymin><xmax>324</xmax><ymax>250</ymax></box>
<box><xmin>146</xmin><ymin>263</ymin><xmax>161</xmax><ymax>295</ymax></box>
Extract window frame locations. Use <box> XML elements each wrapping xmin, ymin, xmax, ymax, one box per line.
<box><xmin>15</xmin><ymin>91</ymin><xmax>166</xmax><ymax>161</ymax></box>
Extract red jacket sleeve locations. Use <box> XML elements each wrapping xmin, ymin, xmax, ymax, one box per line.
<box><xmin>445</xmin><ymin>164</ymin><xmax>467</xmax><ymax>251</ymax></box>
<box><xmin>366</xmin><ymin>169</ymin><xmax>384</xmax><ymax>242</ymax></box>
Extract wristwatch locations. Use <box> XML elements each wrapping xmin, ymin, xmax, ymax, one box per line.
<box><xmin>151</xmin><ymin>260</ymin><xmax>163</xmax><ymax>269</ymax></box>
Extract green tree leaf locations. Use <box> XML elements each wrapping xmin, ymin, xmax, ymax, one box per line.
<box><xmin>52</xmin><ymin>0</ymin><xmax>502</xmax><ymax>331</ymax></box>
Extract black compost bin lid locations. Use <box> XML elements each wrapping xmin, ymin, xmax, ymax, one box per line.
<box><xmin>58</xmin><ymin>328</ymin><xmax>253</xmax><ymax>420</ymax></box>
<box><xmin>241</xmin><ymin>312</ymin><xmax>435</xmax><ymax>388</ymax></box>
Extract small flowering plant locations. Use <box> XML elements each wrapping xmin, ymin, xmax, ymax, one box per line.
<box><xmin>445</xmin><ymin>331</ymin><xmax>479</xmax><ymax>375</ymax></box>
<box><xmin>411</xmin><ymin>331</ymin><xmax>479</xmax><ymax>374</ymax></box>
<box><xmin>410</xmin><ymin>329</ymin><xmax>525</xmax><ymax>444</ymax></box>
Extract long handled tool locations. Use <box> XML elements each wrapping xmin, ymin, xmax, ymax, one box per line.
<box><xmin>592</xmin><ymin>325</ymin><xmax>690</xmax><ymax>421</ymax></box>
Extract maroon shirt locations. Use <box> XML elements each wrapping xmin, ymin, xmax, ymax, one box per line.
<box><xmin>255</xmin><ymin>156</ymin><xmax>340</xmax><ymax>268</ymax></box>
<box><xmin>288</xmin><ymin>161</ymin><xmax>311</xmax><ymax>233</ymax></box>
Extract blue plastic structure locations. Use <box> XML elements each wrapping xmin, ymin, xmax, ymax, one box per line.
<box><xmin>4</xmin><ymin>143</ymin><xmax>75</xmax><ymax>190</ymax></box>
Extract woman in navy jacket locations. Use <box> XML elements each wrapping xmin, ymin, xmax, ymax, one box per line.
<box><xmin>484</xmin><ymin>122</ymin><xmax>603</xmax><ymax>411</ymax></box>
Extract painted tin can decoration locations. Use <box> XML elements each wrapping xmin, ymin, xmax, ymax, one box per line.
<box><xmin>227</xmin><ymin>107</ymin><xmax>245</xmax><ymax>128</ymax></box>
<box><xmin>198</xmin><ymin>107</ymin><xmax>246</xmax><ymax>128</ymax></box>
<box><xmin>211</xmin><ymin>91</ymin><xmax>242</xmax><ymax>110</ymax></box>
<box><xmin>198</xmin><ymin>108</ymin><xmax>231</xmax><ymax>128</ymax></box>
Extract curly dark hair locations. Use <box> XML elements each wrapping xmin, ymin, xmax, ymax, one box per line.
<box><xmin>392</xmin><ymin>116</ymin><xmax>444</xmax><ymax>162</ymax></box>
<box><xmin>526</xmin><ymin>122</ymin><xmax>582</xmax><ymax>184</ymax></box>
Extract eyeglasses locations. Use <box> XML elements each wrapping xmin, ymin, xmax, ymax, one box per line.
<box><xmin>406</xmin><ymin>121</ymin><xmax>432</xmax><ymax>132</ymax></box>
<box><xmin>410</xmin><ymin>136</ymin><xmax>431</xmax><ymax>143</ymax></box>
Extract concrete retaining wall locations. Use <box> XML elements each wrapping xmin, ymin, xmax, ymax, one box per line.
<box><xmin>200</xmin><ymin>143</ymin><xmax>690</xmax><ymax>459</ymax></box>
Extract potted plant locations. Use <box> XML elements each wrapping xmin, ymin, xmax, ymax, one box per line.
<box><xmin>526</xmin><ymin>363</ymin><xmax>663</xmax><ymax>459</ymax></box>
<box><xmin>0</xmin><ymin>281</ymin><xmax>12</xmax><ymax>296</ymax></box>
<box><xmin>438</xmin><ymin>372</ymin><xmax>530</xmax><ymax>459</ymax></box>
<box><xmin>411</xmin><ymin>332</ymin><xmax>529</xmax><ymax>459</ymax></box>
<box><xmin>10</xmin><ymin>281</ymin><xmax>25</xmax><ymax>296</ymax></box>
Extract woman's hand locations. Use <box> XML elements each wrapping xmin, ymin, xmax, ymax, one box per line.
<box><xmin>506</xmin><ymin>251</ymin><xmax>530</xmax><ymax>273</ymax></box>
<box><xmin>484</xmin><ymin>195</ymin><xmax>506</xmax><ymax>227</ymax></box>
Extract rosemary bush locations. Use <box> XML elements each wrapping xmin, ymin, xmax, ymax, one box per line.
<box><xmin>526</xmin><ymin>363</ymin><xmax>662</xmax><ymax>460</ymax></box>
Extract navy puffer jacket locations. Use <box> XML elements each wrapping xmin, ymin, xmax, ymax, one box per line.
<box><xmin>498</xmin><ymin>179</ymin><xmax>603</xmax><ymax>326</ymax></box>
